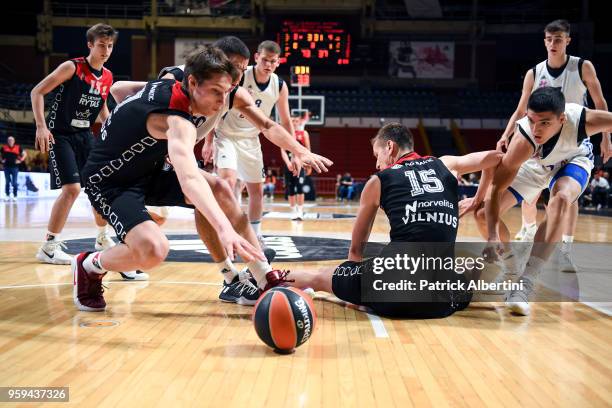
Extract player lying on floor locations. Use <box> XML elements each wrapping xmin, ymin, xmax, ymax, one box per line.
<box><xmin>286</xmin><ymin>123</ymin><xmax>503</xmax><ymax>318</ymax></box>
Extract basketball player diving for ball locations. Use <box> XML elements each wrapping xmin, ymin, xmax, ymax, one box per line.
<box><xmin>110</xmin><ymin>37</ymin><xmax>333</xmax><ymax>306</ymax></box>
<box><xmin>287</xmin><ymin>123</ymin><xmax>503</xmax><ymax>318</ymax></box>
<box><xmin>72</xmin><ymin>46</ymin><xmax>300</xmax><ymax>312</ymax></box>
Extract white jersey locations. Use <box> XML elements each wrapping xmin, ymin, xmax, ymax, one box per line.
<box><xmin>532</xmin><ymin>55</ymin><xmax>587</xmax><ymax>106</ymax></box>
<box><xmin>516</xmin><ymin>103</ymin><xmax>588</xmax><ymax>167</ymax></box>
<box><xmin>217</xmin><ymin>66</ymin><xmax>282</xmax><ymax>140</ymax></box>
<box><xmin>157</xmin><ymin>64</ymin><xmax>233</xmax><ymax>143</ymax></box>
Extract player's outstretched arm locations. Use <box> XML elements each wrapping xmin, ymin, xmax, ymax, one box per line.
<box><xmin>233</xmin><ymin>88</ymin><xmax>333</xmax><ymax>174</ymax></box>
<box><xmin>349</xmin><ymin>176</ymin><xmax>380</xmax><ymax>262</ymax></box>
<box><xmin>585</xmin><ymin>108</ymin><xmax>612</xmax><ymax>137</ymax></box>
<box><xmin>165</xmin><ymin>115</ymin><xmax>264</xmax><ymax>262</ymax></box>
<box><xmin>441</xmin><ymin>150</ymin><xmax>503</xmax><ymax>217</ymax></box>
<box><xmin>484</xmin><ymin>136</ymin><xmax>532</xmax><ymax>242</ymax></box>
<box><xmin>110</xmin><ymin>81</ymin><xmax>147</xmax><ymax>104</ymax></box>
<box><xmin>30</xmin><ymin>61</ymin><xmax>76</xmax><ymax>153</ymax></box>
<box><xmin>497</xmin><ymin>69</ymin><xmax>534</xmax><ymax>151</ymax></box>
<box><xmin>439</xmin><ymin>149</ymin><xmax>503</xmax><ymax>178</ymax></box>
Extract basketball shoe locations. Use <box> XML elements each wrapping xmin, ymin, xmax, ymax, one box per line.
<box><xmin>72</xmin><ymin>252</ymin><xmax>107</xmax><ymax>312</ymax></box>
<box><xmin>219</xmin><ymin>248</ymin><xmax>276</xmax><ymax>304</ymax></box>
<box><xmin>36</xmin><ymin>240</ymin><xmax>72</xmax><ymax>265</ymax></box>
<box><xmin>119</xmin><ymin>270</ymin><xmax>150</xmax><ymax>281</ymax></box>
<box><xmin>95</xmin><ymin>231</ymin><xmax>116</xmax><ymax>251</ymax></box>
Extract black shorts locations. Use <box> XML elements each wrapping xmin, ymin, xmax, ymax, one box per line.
<box><xmin>285</xmin><ymin>168</ymin><xmax>305</xmax><ymax>196</ymax></box>
<box><xmin>48</xmin><ymin>130</ymin><xmax>93</xmax><ymax>189</ymax></box>
<box><xmin>331</xmin><ymin>258</ymin><xmax>472</xmax><ymax>319</ymax></box>
<box><xmin>85</xmin><ymin>162</ymin><xmax>191</xmax><ymax>242</ymax></box>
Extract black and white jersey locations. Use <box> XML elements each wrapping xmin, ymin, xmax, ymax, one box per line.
<box><xmin>46</xmin><ymin>57</ymin><xmax>113</xmax><ymax>134</ymax></box>
<box><xmin>376</xmin><ymin>152</ymin><xmax>458</xmax><ymax>242</ymax></box>
<box><xmin>82</xmin><ymin>80</ymin><xmax>193</xmax><ymax>187</ymax></box>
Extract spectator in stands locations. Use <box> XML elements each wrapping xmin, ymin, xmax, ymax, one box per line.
<box><xmin>338</xmin><ymin>172</ymin><xmax>355</xmax><ymax>202</ymax></box>
<box><xmin>263</xmin><ymin>169</ymin><xmax>277</xmax><ymax>201</ymax></box>
<box><xmin>335</xmin><ymin>174</ymin><xmax>342</xmax><ymax>201</ymax></box>
<box><xmin>590</xmin><ymin>172</ymin><xmax>610</xmax><ymax>210</ymax></box>
<box><xmin>1</xmin><ymin>136</ymin><xmax>26</xmax><ymax>201</ymax></box>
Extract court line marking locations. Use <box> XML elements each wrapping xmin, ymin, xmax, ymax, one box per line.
<box><xmin>366</xmin><ymin>313</ymin><xmax>389</xmax><ymax>338</ymax></box>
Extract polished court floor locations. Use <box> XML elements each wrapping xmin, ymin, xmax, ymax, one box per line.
<box><xmin>1</xmin><ymin>196</ymin><xmax>611</xmax><ymax>407</ymax></box>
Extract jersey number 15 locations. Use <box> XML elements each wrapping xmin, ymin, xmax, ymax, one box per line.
<box><xmin>405</xmin><ymin>169</ymin><xmax>444</xmax><ymax>196</ymax></box>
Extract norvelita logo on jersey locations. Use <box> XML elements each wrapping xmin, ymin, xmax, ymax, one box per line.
<box><xmin>403</xmin><ymin>200</ymin><xmax>457</xmax><ymax>227</ymax></box>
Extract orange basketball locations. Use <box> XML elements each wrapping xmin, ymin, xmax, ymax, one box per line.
<box><xmin>252</xmin><ymin>287</ymin><xmax>317</xmax><ymax>354</ymax></box>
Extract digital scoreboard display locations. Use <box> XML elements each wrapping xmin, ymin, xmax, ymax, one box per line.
<box><xmin>277</xmin><ymin>20</ymin><xmax>351</xmax><ymax>66</ymax></box>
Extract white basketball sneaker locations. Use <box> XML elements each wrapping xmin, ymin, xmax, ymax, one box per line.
<box><xmin>559</xmin><ymin>249</ymin><xmax>578</xmax><ymax>273</ymax></box>
<box><xmin>522</xmin><ymin>224</ymin><xmax>537</xmax><ymax>242</ymax></box>
<box><xmin>505</xmin><ymin>276</ymin><xmax>537</xmax><ymax>316</ymax></box>
<box><xmin>36</xmin><ymin>240</ymin><xmax>73</xmax><ymax>265</ymax></box>
<box><xmin>514</xmin><ymin>225</ymin><xmax>526</xmax><ymax>241</ymax></box>
<box><xmin>95</xmin><ymin>232</ymin><xmax>116</xmax><ymax>251</ymax></box>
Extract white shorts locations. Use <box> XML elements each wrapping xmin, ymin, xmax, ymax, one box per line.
<box><xmin>214</xmin><ymin>136</ymin><xmax>265</xmax><ymax>183</ymax></box>
<box><xmin>509</xmin><ymin>155</ymin><xmax>593</xmax><ymax>205</ymax></box>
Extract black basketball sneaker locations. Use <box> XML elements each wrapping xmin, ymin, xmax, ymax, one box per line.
<box><xmin>218</xmin><ymin>247</ymin><xmax>277</xmax><ymax>305</ymax></box>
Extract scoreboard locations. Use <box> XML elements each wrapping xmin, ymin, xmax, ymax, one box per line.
<box><xmin>277</xmin><ymin>20</ymin><xmax>351</xmax><ymax>66</ymax></box>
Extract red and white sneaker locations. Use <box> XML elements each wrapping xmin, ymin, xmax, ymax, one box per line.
<box><xmin>72</xmin><ymin>252</ymin><xmax>107</xmax><ymax>312</ymax></box>
<box><xmin>263</xmin><ymin>269</ymin><xmax>294</xmax><ymax>292</ymax></box>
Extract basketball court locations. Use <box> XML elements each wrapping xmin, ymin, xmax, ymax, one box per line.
<box><xmin>1</xmin><ymin>196</ymin><xmax>611</xmax><ymax>406</ymax></box>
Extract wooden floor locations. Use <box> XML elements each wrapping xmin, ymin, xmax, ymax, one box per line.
<box><xmin>1</xmin><ymin>196</ymin><xmax>611</xmax><ymax>407</ymax></box>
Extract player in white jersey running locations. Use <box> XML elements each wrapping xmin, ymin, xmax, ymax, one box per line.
<box><xmin>210</xmin><ymin>41</ymin><xmax>296</xmax><ymax>243</ymax></box>
<box><xmin>494</xmin><ymin>20</ymin><xmax>611</xmax><ymax>272</ymax></box>
<box><xmin>473</xmin><ymin>87</ymin><xmax>612</xmax><ymax>316</ymax></box>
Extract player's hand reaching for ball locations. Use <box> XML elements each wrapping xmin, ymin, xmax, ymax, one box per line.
<box><xmin>35</xmin><ymin>126</ymin><xmax>54</xmax><ymax>153</ymax></box>
<box><xmin>296</xmin><ymin>151</ymin><xmax>333</xmax><ymax>174</ymax></box>
<box><xmin>458</xmin><ymin>196</ymin><xmax>484</xmax><ymax>218</ymax></box>
<box><xmin>218</xmin><ymin>228</ymin><xmax>265</xmax><ymax>262</ymax></box>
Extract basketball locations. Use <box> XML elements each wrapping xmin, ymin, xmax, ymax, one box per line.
<box><xmin>252</xmin><ymin>287</ymin><xmax>317</xmax><ymax>354</ymax></box>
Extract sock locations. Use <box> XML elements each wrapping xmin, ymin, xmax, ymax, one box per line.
<box><xmin>561</xmin><ymin>235</ymin><xmax>573</xmax><ymax>253</ymax></box>
<box><xmin>292</xmin><ymin>205</ymin><xmax>297</xmax><ymax>214</ymax></box>
<box><xmin>216</xmin><ymin>258</ymin><xmax>238</xmax><ymax>284</ymax></box>
<box><xmin>297</xmin><ymin>205</ymin><xmax>303</xmax><ymax>214</ymax></box>
<box><xmin>248</xmin><ymin>260</ymin><xmax>273</xmax><ymax>289</ymax></box>
<box><xmin>525</xmin><ymin>222</ymin><xmax>537</xmax><ymax>230</ymax></box>
<box><xmin>522</xmin><ymin>256</ymin><xmax>546</xmax><ymax>281</ymax></box>
<box><xmin>97</xmin><ymin>225</ymin><xmax>108</xmax><ymax>236</ymax></box>
<box><xmin>250</xmin><ymin>220</ymin><xmax>262</xmax><ymax>235</ymax></box>
<box><xmin>83</xmin><ymin>252</ymin><xmax>107</xmax><ymax>274</ymax></box>
<box><xmin>45</xmin><ymin>231</ymin><xmax>59</xmax><ymax>242</ymax></box>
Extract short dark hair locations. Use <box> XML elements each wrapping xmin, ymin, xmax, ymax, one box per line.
<box><xmin>86</xmin><ymin>23</ymin><xmax>118</xmax><ymax>43</ymax></box>
<box><xmin>257</xmin><ymin>40</ymin><xmax>281</xmax><ymax>55</ymax></box>
<box><xmin>527</xmin><ymin>87</ymin><xmax>566</xmax><ymax>116</ymax></box>
<box><xmin>545</xmin><ymin>19</ymin><xmax>570</xmax><ymax>35</ymax></box>
<box><xmin>212</xmin><ymin>36</ymin><xmax>250</xmax><ymax>59</ymax></box>
<box><xmin>372</xmin><ymin>122</ymin><xmax>414</xmax><ymax>151</ymax></box>
<box><xmin>183</xmin><ymin>45</ymin><xmax>240</xmax><ymax>88</ymax></box>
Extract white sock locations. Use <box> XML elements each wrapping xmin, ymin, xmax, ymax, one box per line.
<box><xmin>45</xmin><ymin>231</ymin><xmax>60</xmax><ymax>242</ymax></box>
<box><xmin>561</xmin><ymin>235</ymin><xmax>573</xmax><ymax>253</ymax></box>
<box><xmin>297</xmin><ymin>205</ymin><xmax>303</xmax><ymax>214</ymax></box>
<box><xmin>525</xmin><ymin>222</ymin><xmax>537</xmax><ymax>230</ymax></box>
<box><xmin>292</xmin><ymin>205</ymin><xmax>297</xmax><ymax>214</ymax></box>
<box><xmin>248</xmin><ymin>260</ymin><xmax>273</xmax><ymax>289</ymax></box>
<box><xmin>96</xmin><ymin>225</ymin><xmax>108</xmax><ymax>236</ymax></box>
<box><xmin>250</xmin><ymin>220</ymin><xmax>261</xmax><ymax>235</ymax></box>
<box><xmin>83</xmin><ymin>252</ymin><xmax>107</xmax><ymax>274</ymax></box>
<box><xmin>216</xmin><ymin>258</ymin><xmax>238</xmax><ymax>284</ymax></box>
